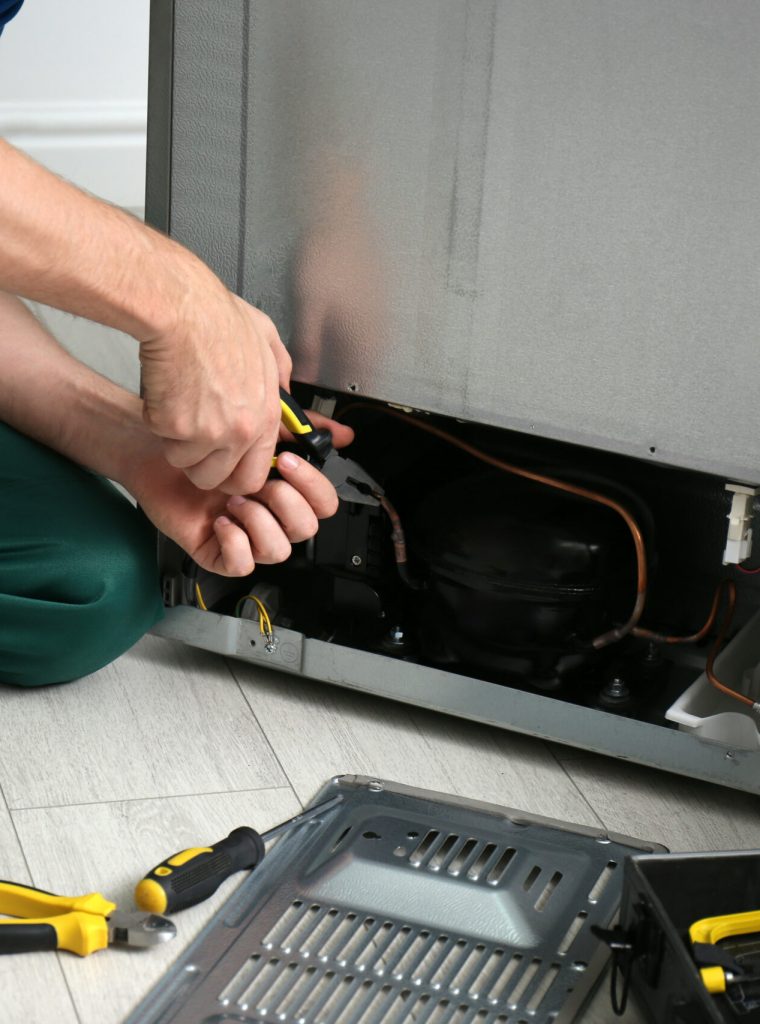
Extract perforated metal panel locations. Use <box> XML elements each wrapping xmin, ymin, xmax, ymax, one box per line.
<box><xmin>127</xmin><ymin>776</ymin><xmax>664</xmax><ymax>1024</ymax></box>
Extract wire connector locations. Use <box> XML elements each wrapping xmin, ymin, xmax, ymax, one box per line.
<box><xmin>723</xmin><ymin>484</ymin><xmax>760</xmax><ymax>566</ymax></box>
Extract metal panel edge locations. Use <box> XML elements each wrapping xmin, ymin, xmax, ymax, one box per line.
<box><xmin>145</xmin><ymin>0</ymin><xmax>174</xmax><ymax>232</ymax></box>
<box><xmin>153</xmin><ymin>607</ymin><xmax>760</xmax><ymax>796</ymax></box>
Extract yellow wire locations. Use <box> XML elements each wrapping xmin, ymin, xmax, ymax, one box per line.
<box><xmin>195</xmin><ymin>582</ymin><xmax>208</xmax><ymax>611</ymax></box>
<box><xmin>239</xmin><ymin>594</ymin><xmax>273</xmax><ymax>636</ymax></box>
<box><xmin>253</xmin><ymin>597</ymin><xmax>273</xmax><ymax>635</ymax></box>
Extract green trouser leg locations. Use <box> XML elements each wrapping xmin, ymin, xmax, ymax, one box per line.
<box><xmin>0</xmin><ymin>422</ymin><xmax>164</xmax><ymax>686</ymax></box>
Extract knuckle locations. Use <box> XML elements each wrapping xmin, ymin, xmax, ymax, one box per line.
<box><xmin>232</xmin><ymin>463</ymin><xmax>269</xmax><ymax>495</ymax></box>
<box><xmin>321</xmin><ymin>489</ymin><xmax>340</xmax><ymax>519</ymax></box>
<box><xmin>296</xmin><ymin>513</ymin><xmax>319</xmax><ymax>541</ymax></box>
<box><xmin>273</xmin><ymin>538</ymin><xmax>292</xmax><ymax>564</ymax></box>
<box><xmin>256</xmin><ymin>537</ymin><xmax>291</xmax><ymax>565</ymax></box>
<box><xmin>235</xmin><ymin>413</ymin><xmax>257</xmax><ymax>447</ymax></box>
<box><xmin>257</xmin><ymin>310</ymin><xmax>275</xmax><ymax>332</ymax></box>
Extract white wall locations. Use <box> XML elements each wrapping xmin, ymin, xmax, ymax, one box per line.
<box><xmin>0</xmin><ymin>0</ymin><xmax>150</xmax><ymax>208</ymax></box>
<box><xmin>0</xmin><ymin>0</ymin><xmax>151</xmax><ymax>393</ymax></box>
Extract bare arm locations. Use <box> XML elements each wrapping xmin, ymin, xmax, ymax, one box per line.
<box><xmin>0</xmin><ymin>292</ymin><xmax>343</xmax><ymax>576</ymax></box>
<box><xmin>0</xmin><ymin>140</ymin><xmax>291</xmax><ymax>493</ymax></box>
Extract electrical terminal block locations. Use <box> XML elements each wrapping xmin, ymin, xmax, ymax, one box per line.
<box><xmin>723</xmin><ymin>483</ymin><xmax>760</xmax><ymax>566</ymax></box>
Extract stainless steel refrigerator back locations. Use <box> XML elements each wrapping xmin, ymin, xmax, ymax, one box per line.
<box><xmin>150</xmin><ymin>0</ymin><xmax>760</xmax><ymax>483</ymax></box>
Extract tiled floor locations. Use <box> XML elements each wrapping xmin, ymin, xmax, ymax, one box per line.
<box><xmin>2</xmin><ymin>634</ymin><xmax>760</xmax><ymax>1023</ymax></box>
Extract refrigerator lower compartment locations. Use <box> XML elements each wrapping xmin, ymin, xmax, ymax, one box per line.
<box><xmin>152</xmin><ymin>608</ymin><xmax>760</xmax><ymax>796</ymax></box>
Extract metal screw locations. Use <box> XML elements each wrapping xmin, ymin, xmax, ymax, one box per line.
<box><xmin>603</xmin><ymin>677</ymin><xmax>630</xmax><ymax>701</ymax></box>
<box><xmin>725</xmin><ymin>751</ymin><xmax>736</xmax><ymax>761</ymax></box>
<box><xmin>351</xmin><ymin>554</ymin><xmax>362</xmax><ymax>566</ymax></box>
<box><xmin>386</xmin><ymin>625</ymin><xmax>405</xmax><ymax>647</ymax></box>
<box><xmin>367</xmin><ymin>780</ymin><xmax>384</xmax><ymax>792</ymax></box>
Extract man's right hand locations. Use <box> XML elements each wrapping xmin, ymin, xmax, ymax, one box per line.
<box><xmin>0</xmin><ymin>141</ymin><xmax>292</xmax><ymax>495</ymax></box>
<box><xmin>139</xmin><ymin>272</ymin><xmax>292</xmax><ymax>496</ymax></box>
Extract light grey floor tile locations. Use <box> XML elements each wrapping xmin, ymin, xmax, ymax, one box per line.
<box><xmin>12</xmin><ymin>786</ymin><xmax>299</xmax><ymax>1024</ymax></box>
<box><xmin>555</xmin><ymin>751</ymin><xmax>760</xmax><ymax>851</ymax></box>
<box><xmin>0</xmin><ymin>636</ymin><xmax>286</xmax><ymax>810</ymax></box>
<box><xmin>0</xmin><ymin>792</ymin><xmax>80</xmax><ymax>1024</ymax></box>
<box><xmin>231</xmin><ymin>662</ymin><xmax>603</xmax><ymax>827</ymax></box>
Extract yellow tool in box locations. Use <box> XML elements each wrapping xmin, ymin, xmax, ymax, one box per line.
<box><xmin>0</xmin><ymin>881</ymin><xmax>176</xmax><ymax>957</ymax></box>
<box><xmin>690</xmin><ymin>909</ymin><xmax>760</xmax><ymax>994</ymax></box>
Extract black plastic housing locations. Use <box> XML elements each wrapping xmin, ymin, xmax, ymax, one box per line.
<box><xmin>620</xmin><ymin>851</ymin><xmax>760</xmax><ymax>1023</ymax></box>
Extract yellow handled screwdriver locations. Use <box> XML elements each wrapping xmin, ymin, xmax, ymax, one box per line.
<box><xmin>135</xmin><ymin>795</ymin><xmax>342</xmax><ymax>915</ymax></box>
<box><xmin>278</xmin><ymin>388</ymin><xmax>382</xmax><ymax>507</ymax></box>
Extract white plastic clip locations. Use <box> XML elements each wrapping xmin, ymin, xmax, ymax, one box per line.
<box><xmin>723</xmin><ymin>483</ymin><xmax>760</xmax><ymax>566</ymax></box>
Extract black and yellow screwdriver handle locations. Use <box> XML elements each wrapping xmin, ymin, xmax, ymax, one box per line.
<box><xmin>279</xmin><ymin>388</ymin><xmax>334</xmax><ymax>464</ymax></box>
<box><xmin>135</xmin><ymin>828</ymin><xmax>266</xmax><ymax>915</ymax></box>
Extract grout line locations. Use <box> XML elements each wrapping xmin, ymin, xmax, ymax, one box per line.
<box><xmin>52</xmin><ymin>957</ymin><xmax>84</xmax><ymax>1024</ymax></box>
<box><xmin>546</xmin><ymin>744</ymin><xmax>606</xmax><ymax>830</ymax></box>
<box><xmin>224</xmin><ymin>657</ymin><xmax>306</xmax><ymax>811</ymax></box>
<box><xmin>9</xmin><ymin>783</ymin><xmax>296</xmax><ymax>815</ymax></box>
<box><xmin>0</xmin><ymin>780</ymin><xmax>35</xmax><ymax>882</ymax></box>
<box><xmin>1</xmin><ymin>782</ymin><xmax>84</xmax><ymax>1023</ymax></box>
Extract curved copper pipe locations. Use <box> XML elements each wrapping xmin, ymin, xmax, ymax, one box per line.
<box><xmin>704</xmin><ymin>581</ymin><xmax>756</xmax><ymax>709</ymax></box>
<box><xmin>633</xmin><ymin>581</ymin><xmax>725</xmax><ymax>645</ymax></box>
<box><xmin>338</xmin><ymin>403</ymin><xmax>647</xmax><ymax>649</ymax></box>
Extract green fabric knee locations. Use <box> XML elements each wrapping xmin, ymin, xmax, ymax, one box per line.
<box><xmin>0</xmin><ymin>422</ymin><xmax>164</xmax><ymax>686</ymax></box>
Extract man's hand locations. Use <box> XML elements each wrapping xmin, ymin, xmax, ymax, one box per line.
<box><xmin>140</xmin><ymin>278</ymin><xmax>292</xmax><ymax>497</ymax></box>
<box><xmin>0</xmin><ymin>291</ymin><xmax>354</xmax><ymax>577</ymax></box>
<box><xmin>129</xmin><ymin>411</ymin><xmax>354</xmax><ymax>577</ymax></box>
<box><xmin>0</xmin><ymin>142</ymin><xmax>293</xmax><ymax>497</ymax></box>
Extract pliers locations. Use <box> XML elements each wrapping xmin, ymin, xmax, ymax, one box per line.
<box><xmin>279</xmin><ymin>389</ymin><xmax>382</xmax><ymax>507</ymax></box>
<box><xmin>0</xmin><ymin>881</ymin><xmax>176</xmax><ymax>957</ymax></box>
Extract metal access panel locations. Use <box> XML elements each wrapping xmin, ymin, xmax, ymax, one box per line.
<box><xmin>148</xmin><ymin>0</ymin><xmax>760</xmax><ymax>482</ymax></box>
<box><xmin>127</xmin><ymin>776</ymin><xmax>665</xmax><ymax>1024</ymax></box>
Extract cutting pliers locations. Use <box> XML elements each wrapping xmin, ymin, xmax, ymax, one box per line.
<box><xmin>0</xmin><ymin>881</ymin><xmax>176</xmax><ymax>956</ymax></box>
<box><xmin>279</xmin><ymin>389</ymin><xmax>382</xmax><ymax>507</ymax></box>
<box><xmin>691</xmin><ymin>909</ymin><xmax>760</xmax><ymax>996</ymax></box>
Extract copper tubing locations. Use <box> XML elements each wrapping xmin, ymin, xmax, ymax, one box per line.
<box><xmin>377</xmin><ymin>493</ymin><xmax>407</xmax><ymax>565</ymax></box>
<box><xmin>338</xmin><ymin>403</ymin><xmax>648</xmax><ymax>649</ymax></box>
<box><xmin>704</xmin><ymin>580</ymin><xmax>757</xmax><ymax>710</ymax></box>
<box><xmin>633</xmin><ymin>581</ymin><xmax>726</xmax><ymax>645</ymax></box>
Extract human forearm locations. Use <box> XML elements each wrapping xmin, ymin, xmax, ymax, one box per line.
<box><xmin>0</xmin><ymin>291</ymin><xmax>154</xmax><ymax>484</ymax></box>
<box><xmin>0</xmin><ymin>140</ymin><xmax>294</xmax><ymax>495</ymax></box>
<box><xmin>0</xmin><ymin>139</ymin><xmax>217</xmax><ymax>342</ymax></box>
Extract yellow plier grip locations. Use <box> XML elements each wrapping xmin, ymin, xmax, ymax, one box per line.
<box><xmin>690</xmin><ymin>909</ymin><xmax>760</xmax><ymax>994</ymax></box>
<box><xmin>0</xmin><ymin>882</ymin><xmax>116</xmax><ymax>957</ymax></box>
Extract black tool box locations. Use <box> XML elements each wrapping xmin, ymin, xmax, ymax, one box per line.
<box><xmin>609</xmin><ymin>851</ymin><xmax>760</xmax><ymax>1023</ymax></box>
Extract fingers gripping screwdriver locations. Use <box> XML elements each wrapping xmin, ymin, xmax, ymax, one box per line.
<box><xmin>135</xmin><ymin>795</ymin><xmax>342</xmax><ymax>915</ymax></box>
<box><xmin>279</xmin><ymin>388</ymin><xmax>334</xmax><ymax>463</ymax></box>
<box><xmin>278</xmin><ymin>388</ymin><xmax>382</xmax><ymax>507</ymax></box>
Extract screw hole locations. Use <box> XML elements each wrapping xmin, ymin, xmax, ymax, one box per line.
<box><xmin>407</xmin><ymin>831</ymin><xmax>419</xmax><ymax>839</ymax></box>
<box><xmin>249</xmin><ymin>640</ymin><xmax>256</xmax><ymax>647</ymax></box>
<box><xmin>363</xmin><ymin>831</ymin><xmax>382</xmax><ymax>840</ymax></box>
<box><xmin>348</xmin><ymin>383</ymin><xmax>359</xmax><ymax>393</ymax></box>
<box><xmin>649</xmin><ymin>446</ymin><xmax>656</xmax><ymax>454</ymax></box>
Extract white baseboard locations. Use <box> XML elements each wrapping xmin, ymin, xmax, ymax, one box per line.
<box><xmin>0</xmin><ymin>100</ymin><xmax>147</xmax><ymax>208</ymax></box>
